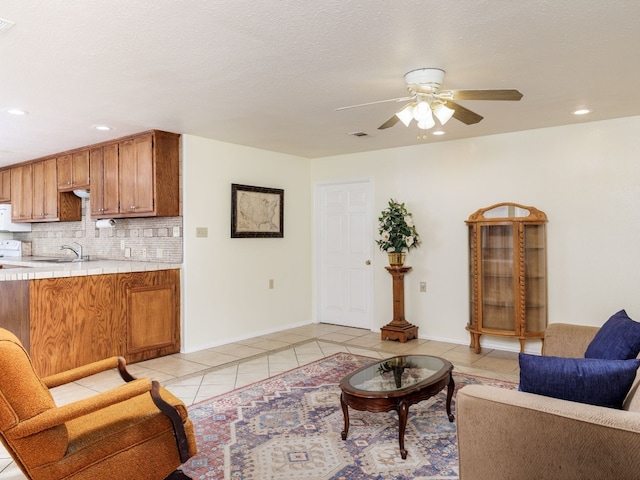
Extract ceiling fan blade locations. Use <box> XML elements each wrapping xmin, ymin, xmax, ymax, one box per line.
<box><xmin>378</xmin><ymin>101</ymin><xmax>417</xmax><ymax>129</ymax></box>
<box><xmin>445</xmin><ymin>100</ymin><xmax>484</xmax><ymax>125</ymax></box>
<box><xmin>335</xmin><ymin>96</ymin><xmax>414</xmax><ymax>111</ymax></box>
<box><xmin>449</xmin><ymin>89</ymin><xmax>523</xmax><ymax>101</ymax></box>
<box><xmin>378</xmin><ymin>114</ymin><xmax>401</xmax><ymax>129</ymax></box>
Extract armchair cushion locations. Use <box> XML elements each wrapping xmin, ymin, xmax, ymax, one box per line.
<box><xmin>584</xmin><ymin>309</ymin><xmax>640</xmax><ymax>360</ymax></box>
<box><xmin>519</xmin><ymin>353</ymin><xmax>640</xmax><ymax>409</ymax></box>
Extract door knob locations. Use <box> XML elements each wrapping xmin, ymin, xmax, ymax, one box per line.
<box><xmin>365</xmin><ymin>260</ymin><xmax>371</xmax><ymax>265</ymax></box>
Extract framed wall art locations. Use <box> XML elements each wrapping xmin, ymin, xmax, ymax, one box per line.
<box><xmin>231</xmin><ymin>183</ymin><xmax>284</xmax><ymax>238</ymax></box>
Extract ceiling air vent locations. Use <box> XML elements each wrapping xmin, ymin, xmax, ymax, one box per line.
<box><xmin>0</xmin><ymin>18</ymin><xmax>15</xmax><ymax>32</ymax></box>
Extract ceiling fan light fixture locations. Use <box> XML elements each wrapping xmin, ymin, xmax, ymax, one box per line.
<box><xmin>433</xmin><ymin>103</ymin><xmax>455</xmax><ymax>125</ymax></box>
<box><xmin>412</xmin><ymin>101</ymin><xmax>432</xmax><ymax>122</ymax></box>
<box><xmin>395</xmin><ymin>104</ymin><xmax>414</xmax><ymax>127</ymax></box>
<box><xmin>417</xmin><ymin>118</ymin><xmax>435</xmax><ymax>130</ymax></box>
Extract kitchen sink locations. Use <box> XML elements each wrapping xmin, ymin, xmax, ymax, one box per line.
<box><xmin>32</xmin><ymin>258</ymin><xmax>91</xmax><ymax>263</ymax></box>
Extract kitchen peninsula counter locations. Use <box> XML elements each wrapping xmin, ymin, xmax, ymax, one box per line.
<box><xmin>0</xmin><ymin>258</ymin><xmax>182</xmax><ymax>376</ymax></box>
<box><xmin>0</xmin><ymin>257</ymin><xmax>182</xmax><ymax>281</ymax></box>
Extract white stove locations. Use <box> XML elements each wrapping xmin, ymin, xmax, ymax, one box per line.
<box><xmin>0</xmin><ymin>240</ymin><xmax>23</xmax><ymax>257</ymax></box>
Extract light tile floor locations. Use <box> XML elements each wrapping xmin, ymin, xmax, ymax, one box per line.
<box><xmin>0</xmin><ymin>323</ymin><xmax>520</xmax><ymax>479</ymax></box>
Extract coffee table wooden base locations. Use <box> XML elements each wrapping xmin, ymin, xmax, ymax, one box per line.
<box><xmin>340</xmin><ymin>371</ymin><xmax>455</xmax><ymax>459</ymax></box>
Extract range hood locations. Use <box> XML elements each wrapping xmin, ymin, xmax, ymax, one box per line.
<box><xmin>73</xmin><ymin>189</ymin><xmax>90</xmax><ymax>199</ymax></box>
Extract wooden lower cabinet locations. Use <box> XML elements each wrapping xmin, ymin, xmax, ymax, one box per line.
<box><xmin>117</xmin><ymin>270</ymin><xmax>180</xmax><ymax>363</ymax></box>
<box><xmin>30</xmin><ymin>275</ymin><xmax>119</xmax><ymax>376</ymax></box>
<box><xmin>0</xmin><ymin>281</ymin><xmax>30</xmax><ymax>351</ymax></box>
<box><xmin>0</xmin><ymin>270</ymin><xmax>180</xmax><ymax>376</ymax></box>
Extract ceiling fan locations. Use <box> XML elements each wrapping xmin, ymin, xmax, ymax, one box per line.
<box><xmin>336</xmin><ymin>68</ymin><xmax>523</xmax><ymax>132</ymax></box>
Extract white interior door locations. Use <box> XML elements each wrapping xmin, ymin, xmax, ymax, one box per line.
<box><xmin>316</xmin><ymin>179</ymin><xmax>373</xmax><ymax>329</ymax></box>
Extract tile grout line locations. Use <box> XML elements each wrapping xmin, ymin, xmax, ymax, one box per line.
<box><xmin>163</xmin><ymin>338</ymin><xmax>323</xmax><ymax>386</ymax></box>
<box><xmin>164</xmin><ymin>335</ymin><xmax>440</xmax><ymax>387</ymax></box>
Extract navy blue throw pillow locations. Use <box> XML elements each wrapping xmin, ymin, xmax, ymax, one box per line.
<box><xmin>519</xmin><ymin>353</ymin><xmax>640</xmax><ymax>409</ymax></box>
<box><xmin>585</xmin><ymin>310</ymin><xmax>640</xmax><ymax>360</ymax></box>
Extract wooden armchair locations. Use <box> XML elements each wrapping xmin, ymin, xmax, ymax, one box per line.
<box><xmin>0</xmin><ymin>328</ymin><xmax>197</xmax><ymax>480</ymax></box>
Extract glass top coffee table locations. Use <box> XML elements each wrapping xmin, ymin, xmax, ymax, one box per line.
<box><xmin>339</xmin><ymin>355</ymin><xmax>455</xmax><ymax>459</ymax></box>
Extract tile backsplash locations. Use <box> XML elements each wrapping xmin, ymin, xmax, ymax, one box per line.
<box><xmin>13</xmin><ymin>199</ymin><xmax>183</xmax><ymax>263</ymax></box>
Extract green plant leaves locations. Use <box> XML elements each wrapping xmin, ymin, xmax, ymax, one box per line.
<box><xmin>376</xmin><ymin>199</ymin><xmax>420</xmax><ymax>253</ymax></box>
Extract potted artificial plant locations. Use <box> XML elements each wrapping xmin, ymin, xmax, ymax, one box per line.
<box><xmin>376</xmin><ymin>199</ymin><xmax>421</xmax><ymax>266</ymax></box>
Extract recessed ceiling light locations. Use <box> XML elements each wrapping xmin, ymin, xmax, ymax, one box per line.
<box><xmin>7</xmin><ymin>108</ymin><xmax>28</xmax><ymax>115</ymax></box>
<box><xmin>573</xmin><ymin>108</ymin><xmax>591</xmax><ymax>115</ymax></box>
<box><xmin>432</xmin><ymin>130</ymin><xmax>446</xmax><ymax>136</ymax></box>
<box><xmin>94</xmin><ymin>125</ymin><xmax>112</xmax><ymax>131</ymax></box>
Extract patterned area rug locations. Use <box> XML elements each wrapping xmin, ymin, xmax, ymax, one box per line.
<box><xmin>181</xmin><ymin>352</ymin><xmax>516</xmax><ymax>480</ymax></box>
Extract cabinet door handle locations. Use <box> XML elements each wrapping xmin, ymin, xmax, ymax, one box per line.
<box><xmin>365</xmin><ymin>260</ymin><xmax>371</xmax><ymax>265</ymax></box>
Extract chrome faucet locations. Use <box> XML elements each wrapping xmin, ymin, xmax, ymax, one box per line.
<box><xmin>60</xmin><ymin>242</ymin><xmax>83</xmax><ymax>260</ymax></box>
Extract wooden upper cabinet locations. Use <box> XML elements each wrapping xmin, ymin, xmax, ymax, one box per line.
<box><xmin>32</xmin><ymin>159</ymin><xmax>58</xmax><ymax>220</ymax></box>
<box><xmin>92</xmin><ymin>130</ymin><xmax>180</xmax><ymax>219</ymax></box>
<box><xmin>0</xmin><ymin>170</ymin><xmax>10</xmax><ymax>203</ymax></box>
<box><xmin>11</xmin><ymin>159</ymin><xmax>80</xmax><ymax>223</ymax></box>
<box><xmin>57</xmin><ymin>150</ymin><xmax>90</xmax><ymax>191</ymax></box>
<box><xmin>10</xmin><ymin>165</ymin><xmax>33</xmax><ymax>221</ymax></box>
<box><xmin>6</xmin><ymin>129</ymin><xmax>178</xmax><ymax>222</ymax></box>
<box><xmin>119</xmin><ymin>134</ymin><xmax>155</xmax><ymax>215</ymax></box>
<box><xmin>90</xmin><ymin>143</ymin><xmax>119</xmax><ymax>217</ymax></box>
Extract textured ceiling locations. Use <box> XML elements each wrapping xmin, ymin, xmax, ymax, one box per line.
<box><xmin>0</xmin><ymin>1</ymin><xmax>639</xmax><ymax>167</ymax></box>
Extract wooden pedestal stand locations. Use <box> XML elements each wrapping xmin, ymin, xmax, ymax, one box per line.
<box><xmin>380</xmin><ymin>266</ymin><xmax>419</xmax><ymax>343</ymax></box>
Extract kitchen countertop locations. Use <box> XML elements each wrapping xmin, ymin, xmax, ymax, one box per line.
<box><xmin>0</xmin><ymin>257</ymin><xmax>182</xmax><ymax>281</ymax></box>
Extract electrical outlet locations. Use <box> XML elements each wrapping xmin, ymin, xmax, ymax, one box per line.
<box><xmin>124</xmin><ymin>247</ymin><xmax>131</xmax><ymax>258</ymax></box>
<box><xmin>420</xmin><ymin>282</ymin><xmax>427</xmax><ymax>292</ymax></box>
<box><xmin>141</xmin><ymin>247</ymin><xmax>147</xmax><ymax>259</ymax></box>
<box><xmin>268</xmin><ymin>279</ymin><xmax>274</xmax><ymax>289</ymax></box>
<box><xmin>196</xmin><ymin>227</ymin><xmax>208</xmax><ymax>238</ymax></box>
<box><xmin>172</xmin><ymin>226</ymin><xmax>180</xmax><ymax>237</ymax></box>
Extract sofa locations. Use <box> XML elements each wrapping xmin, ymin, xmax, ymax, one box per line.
<box><xmin>456</xmin><ymin>323</ymin><xmax>640</xmax><ymax>479</ymax></box>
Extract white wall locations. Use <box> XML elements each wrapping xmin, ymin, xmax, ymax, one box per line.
<box><xmin>180</xmin><ymin>116</ymin><xmax>640</xmax><ymax>354</ymax></box>
<box><xmin>311</xmin><ymin>116</ymin><xmax>640</xmax><ymax>352</ymax></box>
<box><xmin>181</xmin><ymin>135</ymin><xmax>312</xmax><ymax>352</ymax></box>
